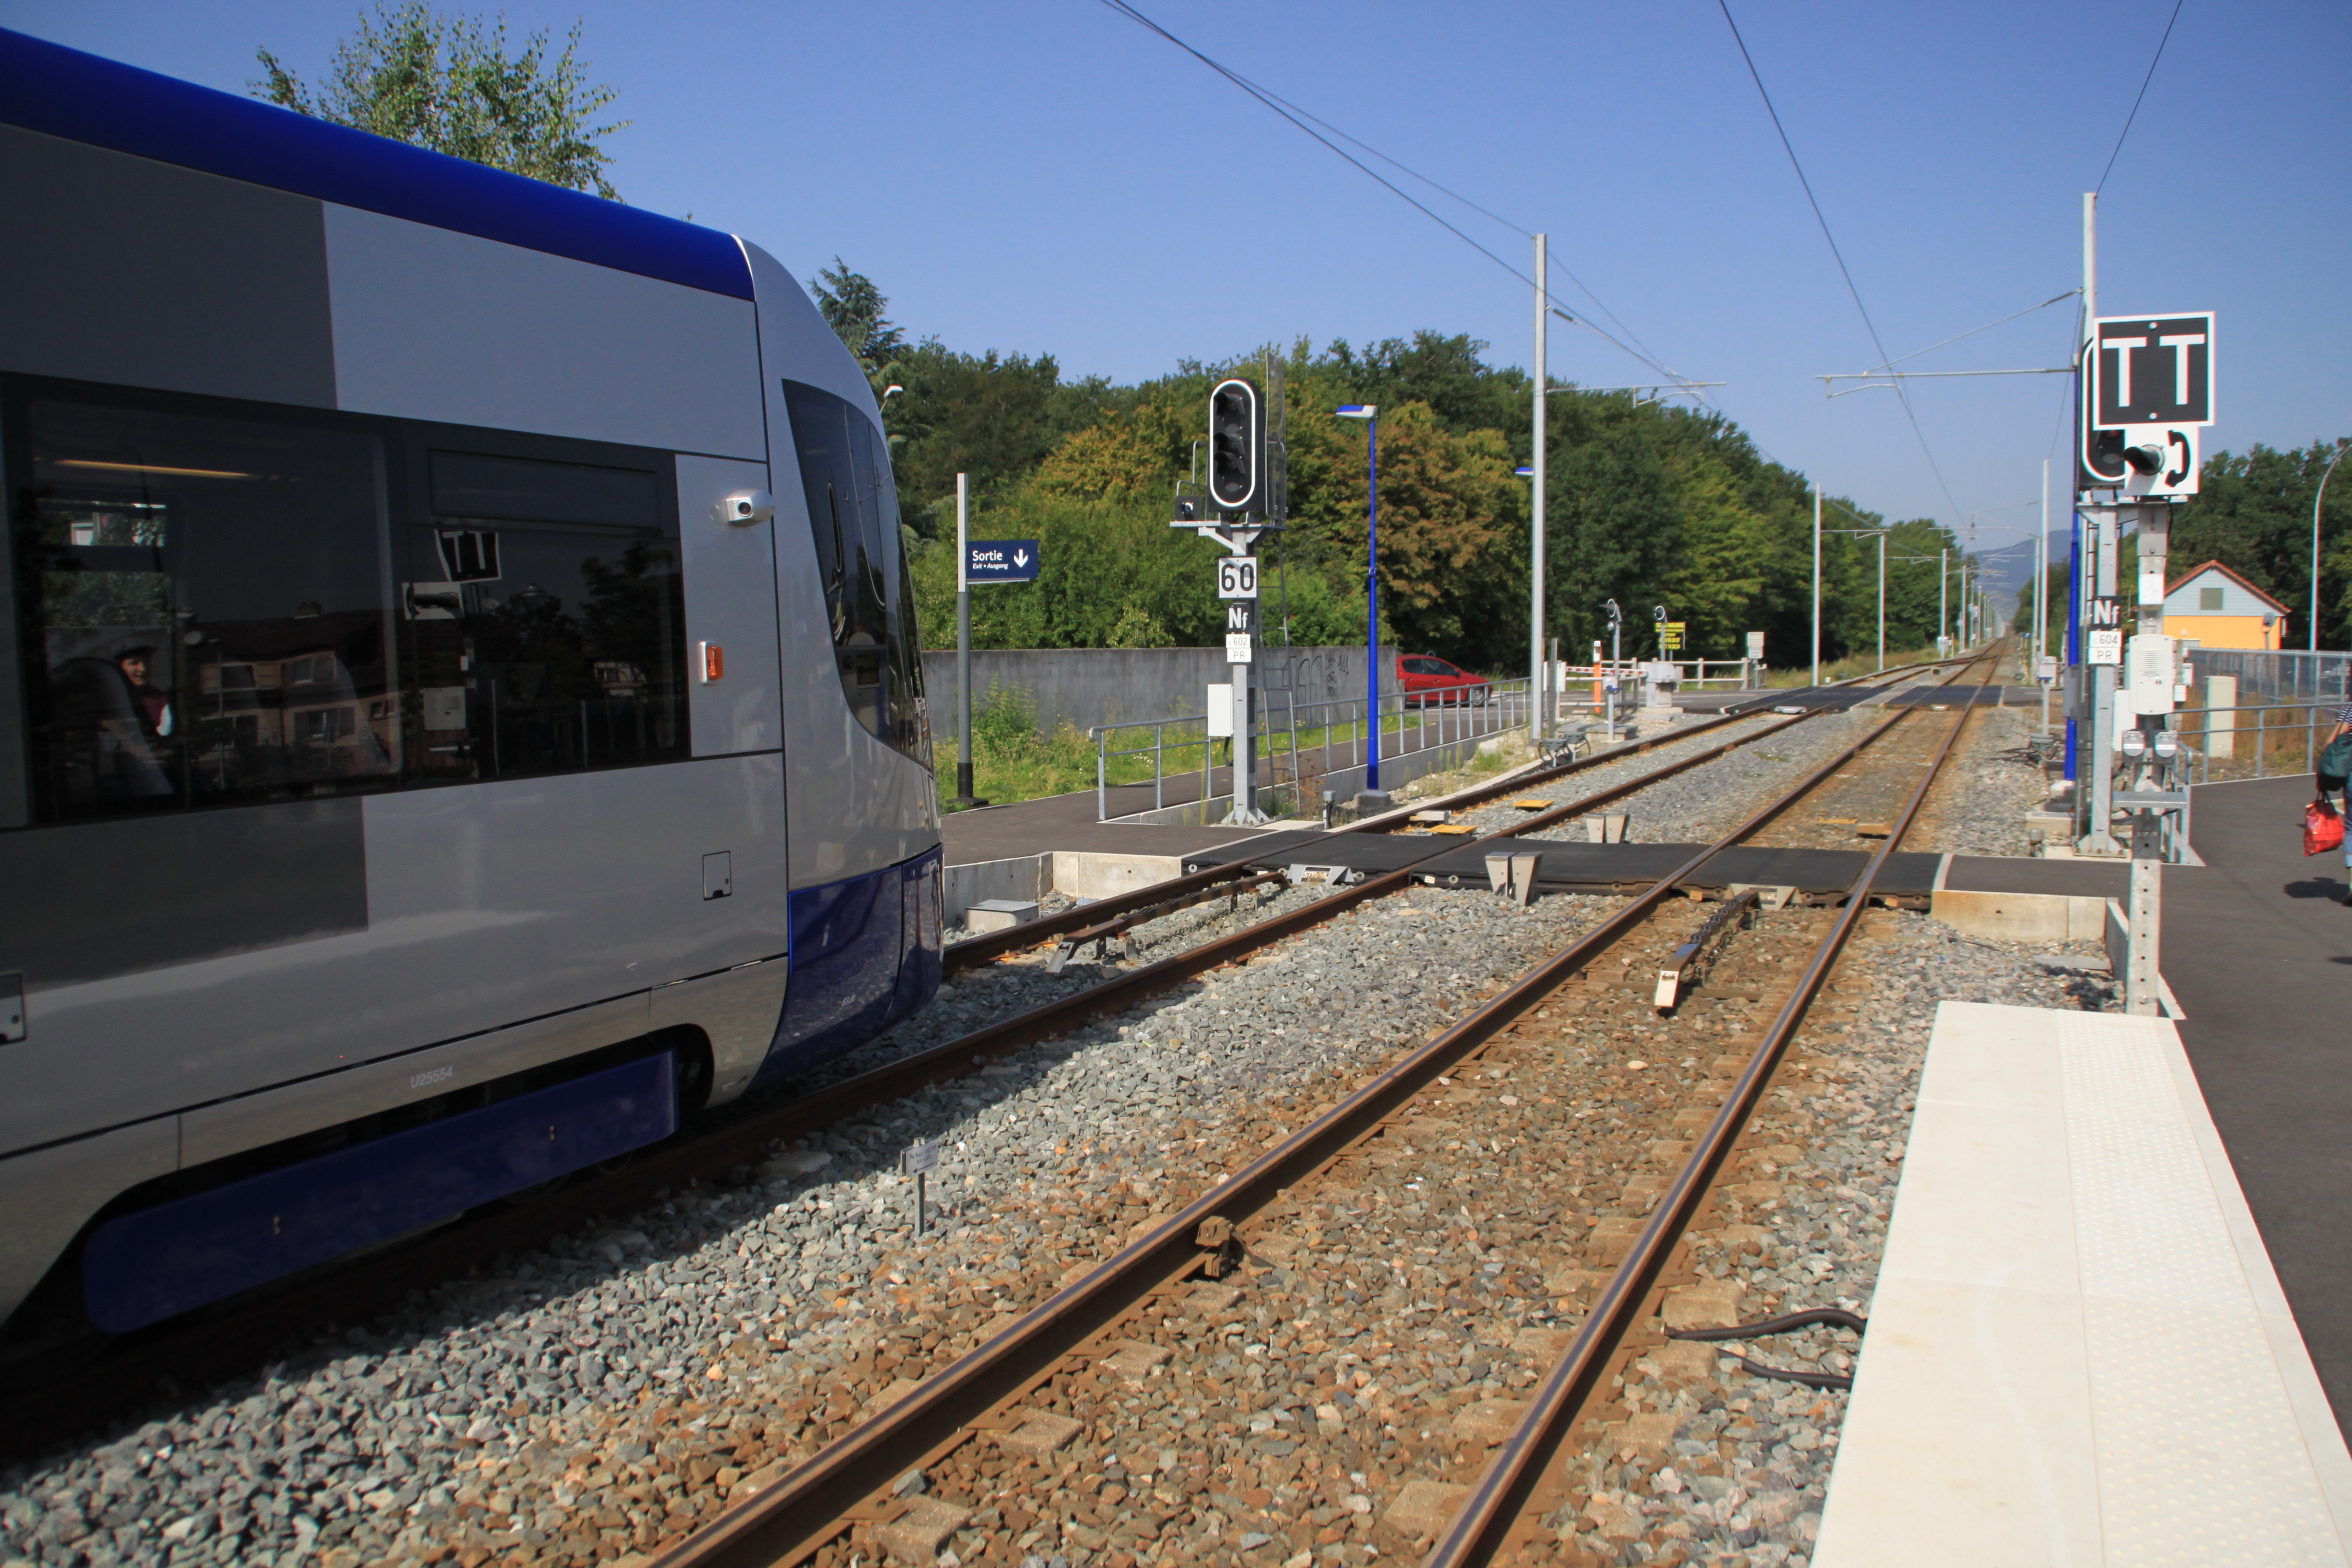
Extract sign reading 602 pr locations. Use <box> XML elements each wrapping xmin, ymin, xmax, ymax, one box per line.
<box><xmin>1217</xmin><ymin>556</ymin><xmax>1260</xmax><ymax>599</ymax></box>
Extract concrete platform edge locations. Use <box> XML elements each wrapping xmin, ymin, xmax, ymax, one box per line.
<box><xmin>2164</xmin><ymin>1035</ymin><xmax>2352</xmax><ymax>1540</ymax></box>
<box><xmin>1815</xmin><ymin>1001</ymin><xmax>2352</xmax><ymax>1565</ymax></box>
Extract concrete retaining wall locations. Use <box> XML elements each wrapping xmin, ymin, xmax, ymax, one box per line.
<box><xmin>921</xmin><ymin>645</ymin><xmax>1405</xmax><ymax>740</ymax></box>
<box><xmin>1928</xmin><ymin>887</ymin><xmax>2110</xmax><ymax>942</ymax></box>
<box><xmin>941</xmin><ymin>849</ymin><xmax>1189</xmax><ymax>927</ymax></box>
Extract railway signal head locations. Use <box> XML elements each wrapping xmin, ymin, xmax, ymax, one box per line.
<box><xmin>1208</xmin><ymin>378</ymin><xmax>1263</xmax><ymax>513</ymax></box>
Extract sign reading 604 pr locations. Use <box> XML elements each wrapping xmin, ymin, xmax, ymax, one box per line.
<box><xmin>1217</xmin><ymin>556</ymin><xmax>1259</xmax><ymax>599</ymax></box>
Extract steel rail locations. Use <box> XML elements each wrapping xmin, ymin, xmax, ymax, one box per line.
<box><xmin>1718</xmin><ymin>648</ymin><xmax>1982</xmax><ymax>715</ymax></box>
<box><xmin>0</xmin><ymin>703</ymin><xmax>1818</xmax><ymax>1459</ymax></box>
<box><xmin>1420</xmin><ymin>650</ymin><xmax>1998</xmax><ymax>1568</ymax></box>
<box><xmin>643</xmin><ymin>697</ymin><xmax>1949</xmax><ymax>1568</ymax></box>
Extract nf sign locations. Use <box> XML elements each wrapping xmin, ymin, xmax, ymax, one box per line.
<box><xmin>2086</xmin><ymin>595</ymin><xmax>2125</xmax><ymax>665</ymax></box>
<box><xmin>967</xmin><ymin>540</ymin><xmax>1040</xmax><ymax>584</ymax></box>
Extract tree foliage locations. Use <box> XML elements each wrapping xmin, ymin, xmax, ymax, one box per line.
<box><xmin>2169</xmin><ymin>440</ymin><xmax>2352</xmax><ymax>646</ymax></box>
<box><xmin>255</xmin><ymin>3</ymin><xmax>625</xmax><ymax>199</ymax></box>
<box><xmin>814</xmin><ymin>268</ymin><xmax>1986</xmax><ymax>670</ymax></box>
<box><xmin>812</xmin><ymin>259</ymin><xmax>909</xmax><ymax>388</ymax></box>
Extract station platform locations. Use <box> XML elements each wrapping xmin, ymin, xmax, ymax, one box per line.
<box><xmin>2165</xmin><ymin>774</ymin><xmax>2352</xmax><ymax>1432</ymax></box>
<box><xmin>1815</xmin><ymin>1002</ymin><xmax>2352</xmax><ymax>1564</ymax></box>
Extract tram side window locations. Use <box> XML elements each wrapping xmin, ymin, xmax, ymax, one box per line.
<box><xmin>407</xmin><ymin>449</ymin><xmax>686</xmax><ymax>782</ymax></box>
<box><xmin>780</xmin><ymin>380</ymin><xmax>929</xmax><ymax>765</ymax></box>
<box><xmin>10</xmin><ymin>394</ymin><xmax>396</xmax><ymax>823</ymax></box>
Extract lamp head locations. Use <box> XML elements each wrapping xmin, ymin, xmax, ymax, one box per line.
<box><xmin>1335</xmin><ymin>404</ymin><xmax>1376</xmax><ymax>420</ymax></box>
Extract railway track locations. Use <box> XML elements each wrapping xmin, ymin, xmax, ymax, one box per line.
<box><xmin>630</xmin><ymin>651</ymin><xmax>2002</xmax><ymax>1568</ymax></box>
<box><xmin>945</xmin><ymin>651</ymin><xmax>1982</xmax><ymax>971</ymax></box>
<box><xmin>0</xmin><ymin>657</ymin><xmax>1979</xmax><ymax>1463</ymax></box>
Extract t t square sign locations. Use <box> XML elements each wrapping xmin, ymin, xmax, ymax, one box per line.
<box><xmin>2080</xmin><ymin>312</ymin><xmax>2213</xmax><ymax>497</ymax></box>
<box><xmin>967</xmin><ymin>540</ymin><xmax>1041</xmax><ymax>583</ymax></box>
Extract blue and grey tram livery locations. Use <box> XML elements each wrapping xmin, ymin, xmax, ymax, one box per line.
<box><xmin>0</xmin><ymin>29</ymin><xmax>942</xmax><ymax>1343</ymax></box>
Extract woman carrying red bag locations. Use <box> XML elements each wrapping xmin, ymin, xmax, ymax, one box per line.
<box><xmin>2312</xmin><ymin>703</ymin><xmax>2352</xmax><ymax>890</ymax></box>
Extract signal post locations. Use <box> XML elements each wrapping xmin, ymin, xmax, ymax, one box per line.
<box><xmin>2067</xmin><ymin>199</ymin><xmax>2210</xmax><ymax>886</ymax></box>
<box><xmin>1177</xmin><ymin>377</ymin><xmax>1282</xmax><ymax>826</ymax></box>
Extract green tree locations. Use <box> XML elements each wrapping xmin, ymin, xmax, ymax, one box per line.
<box><xmin>811</xmin><ymin>259</ymin><xmax>910</xmax><ymax>386</ymax></box>
<box><xmin>255</xmin><ymin>3</ymin><xmax>624</xmax><ymax>197</ymax></box>
<box><xmin>887</xmin><ymin>342</ymin><xmax>1117</xmax><ymax>534</ymax></box>
<box><xmin>2171</xmin><ymin>439</ymin><xmax>2352</xmax><ymax>646</ymax></box>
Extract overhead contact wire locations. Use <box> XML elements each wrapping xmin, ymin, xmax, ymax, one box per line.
<box><xmin>2096</xmin><ymin>0</ymin><xmax>2186</xmax><ymax>195</ymax></box>
<box><xmin>1093</xmin><ymin>0</ymin><xmax>1707</xmax><ymax>394</ymax></box>
<box><xmin>1715</xmin><ymin>0</ymin><xmax>1965</xmax><ymax>523</ymax></box>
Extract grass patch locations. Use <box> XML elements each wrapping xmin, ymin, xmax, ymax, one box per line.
<box><xmin>936</xmin><ymin>682</ymin><xmax>1522</xmax><ymax>810</ymax></box>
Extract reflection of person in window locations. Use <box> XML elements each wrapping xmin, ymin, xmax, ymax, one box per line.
<box><xmin>115</xmin><ymin>647</ymin><xmax>173</xmax><ymax>738</ymax></box>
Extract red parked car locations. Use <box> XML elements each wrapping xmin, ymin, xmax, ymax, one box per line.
<box><xmin>1398</xmin><ymin>652</ymin><xmax>1490</xmax><ymax>706</ymax></box>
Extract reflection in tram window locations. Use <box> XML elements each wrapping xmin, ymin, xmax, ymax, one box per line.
<box><xmin>11</xmin><ymin>395</ymin><xmax>396</xmax><ymax>822</ymax></box>
<box><xmin>779</xmin><ymin>380</ymin><xmax>929</xmax><ymax>764</ymax></box>
<box><xmin>408</xmin><ymin>450</ymin><xmax>687</xmax><ymax>781</ymax></box>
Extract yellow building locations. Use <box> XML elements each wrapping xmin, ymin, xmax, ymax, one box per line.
<box><xmin>2162</xmin><ymin>560</ymin><xmax>2289</xmax><ymax>651</ymax></box>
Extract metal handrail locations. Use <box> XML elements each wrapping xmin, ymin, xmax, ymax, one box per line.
<box><xmin>1086</xmin><ymin>677</ymin><xmax>1537</xmax><ymax>820</ymax></box>
<box><xmin>2167</xmin><ymin>696</ymin><xmax>2350</xmax><ymax>783</ymax></box>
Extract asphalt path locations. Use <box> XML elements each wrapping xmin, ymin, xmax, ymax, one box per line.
<box><xmin>2170</xmin><ymin>773</ymin><xmax>2352</xmax><ymax>1437</ymax></box>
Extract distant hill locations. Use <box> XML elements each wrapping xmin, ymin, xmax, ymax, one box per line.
<box><xmin>1977</xmin><ymin>529</ymin><xmax>2070</xmax><ymax>607</ymax></box>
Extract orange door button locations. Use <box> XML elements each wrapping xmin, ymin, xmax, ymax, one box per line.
<box><xmin>699</xmin><ymin>641</ymin><xmax>725</xmax><ymax>683</ymax></box>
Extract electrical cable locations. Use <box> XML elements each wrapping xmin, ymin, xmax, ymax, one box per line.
<box><xmin>2096</xmin><ymin>0</ymin><xmax>2186</xmax><ymax>196</ymax></box>
<box><xmin>1093</xmin><ymin>0</ymin><xmax>1706</xmax><ymax>393</ymax></box>
<box><xmin>1869</xmin><ymin>289</ymin><xmax>2081</xmax><ymax>373</ymax></box>
<box><xmin>1667</xmin><ymin>1306</ymin><xmax>1866</xmax><ymax>1392</ymax></box>
<box><xmin>1715</xmin><ymin>0</ymin><xmax>1964</xmax><ymax>524</ymax></box>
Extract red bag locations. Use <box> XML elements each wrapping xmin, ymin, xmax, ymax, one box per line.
<box><xmin>2305</xmin><ymin>798</ymin><xmax>2343</xmax><ymax>856</ymax></box>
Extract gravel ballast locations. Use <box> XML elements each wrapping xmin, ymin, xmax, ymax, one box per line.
<box><xmin>0</xmin><ymin>686</ymin><xmax>2093</xmax><ymax>1568</ymax></box>
<box><xmin>0</xmin><ymin>880</ymin><xmax>1626</xmax><ymax>1568</ymax></box>
<box><xmin>1564</xmin><ymin>913</ymin><xmax>2117</xmax><ymax>1567</ymax></box>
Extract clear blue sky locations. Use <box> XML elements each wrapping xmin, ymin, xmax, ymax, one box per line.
<box><xmin>8</xmin><ymin>1</ymin><xmax>2345</xmax><ymax>554</ymax></box>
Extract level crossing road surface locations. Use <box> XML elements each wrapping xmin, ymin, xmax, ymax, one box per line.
<box><xmin>2170</xmin><ymin>774</ymin><xmax>2352</xmax><ymax>1437</ymax></box>
<box><xmin>1677</xmin><ymin>682</ymin><xmax>2036</xmax><ymax>713</ymax></box>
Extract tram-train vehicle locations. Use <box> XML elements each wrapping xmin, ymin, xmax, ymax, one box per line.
<box><xmin>0</xmin><ymin>28</ymin><xmax>942</xmax><ymax>1347</ymax></box>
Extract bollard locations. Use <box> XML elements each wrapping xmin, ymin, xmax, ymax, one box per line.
<box><xmin>2125</xmin><ymin>812</ymin><xmax>2162</xmax><ymax>1017</ymax></box>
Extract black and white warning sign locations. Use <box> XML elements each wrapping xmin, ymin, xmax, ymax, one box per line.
<box><xmin>2093</xmin><ymin>315</ymin><xmax>2213</xmax><ymax>428</ymax></box>
<box><xmin>1223</xmin><ymin>600</ymin><xmax>1258</xmax><ymax>636</ymax></box>
<box><xmin>2080</xmin><ymin>312</ymin><xmax>2214</xmax><ymax>497</ymax></box>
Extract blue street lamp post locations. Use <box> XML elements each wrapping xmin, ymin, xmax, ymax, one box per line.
<box><xmin>1338</xmin><ymin>405</ymin><xmax>1379</xmax><ymax>792</ymax></box>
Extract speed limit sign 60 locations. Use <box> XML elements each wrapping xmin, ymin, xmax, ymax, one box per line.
<box><xmin>1217</xmin><ymin>556</ymin><xmax>1260</xmax><ymax>599</ymax></box>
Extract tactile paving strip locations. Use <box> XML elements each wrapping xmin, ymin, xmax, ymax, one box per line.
<box><xmin>2060</xmin><ymin>1017</ymin><xmax>2346</xmax><ymax>1565</ymax></box>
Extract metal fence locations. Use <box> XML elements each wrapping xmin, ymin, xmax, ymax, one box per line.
<box><xmin>2168</xmin><ymin>697</ymin><xmax>2350</xmax><ymax>782</ymax></box>
<box><xmin>1089</xmin><ymin>677</ymin><xmax>1534</xmax><ymax>821</ymax></box>
<box><xmin>2188</xmin><ymin>648</ymin><xmax>2352</xmax><ymax>704</ymax></box>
